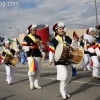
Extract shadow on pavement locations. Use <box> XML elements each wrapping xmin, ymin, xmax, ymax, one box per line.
<box><xmin>70</xmin><ymin>70</ymin><xmax>100</xmax><ymax>97</ymax></box>
<box><xmin>14</xmin><ymin>78</ymin><xmax>28</xmax><ymax>84</ymax></box>
<box><xmin>72</xmin><ymin>70</ymin><xmax>92</xmax><ymax>81</ymax></box>
<box><xmin>0</xmin><ymin>95</ymin><xmax>15</xmax><ymax>100</ymax></box>
<box><xmin>41</xmin><ymin>73</ymin><xmax>56</xmax><ymax>77</ymax></box>
<box><xmin>95</xmin><ymin>96</ymin><xmax>100</xmax><ymax>100</ymax></box>
<box><xmin>42</xmin><ymin>80</ymin><xmax>59</xmax><ymax>87</ymax></box>
<box><xmin>15</xmin><ymin>67</ymin><xmax>28</xmax><ymax>70</ymax></box>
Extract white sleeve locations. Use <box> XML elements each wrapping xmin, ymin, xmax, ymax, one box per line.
<box><xmin>78</xmin><ymin>41</ymin><xmax>80</xmax><ymax>48</ymax></box>
<box><xmin>22</xmin><ymin>46</ymin><xmax>29</xmax><ymax>52</ymax></box>
<box><xmin>71</xmin><ymin>40</ymin><xmax>74</xmax><ymax>47</ymax></box>
<box><xmin>49</xmin><ymin>51</ymin><xmax>54</xmax><ymax>63</ymax></box>
<box><xmin>88</xmin><ymin>47</ymin><xmax>94</xmax><ymax>53</ymax></box>
<box><xmin>95</xmin><ymin>47</ymin><xmax>100</xmax><ymax>56</ymax></box>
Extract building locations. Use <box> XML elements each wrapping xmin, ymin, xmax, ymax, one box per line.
<box><xmin>10</xmin><ymin>29</ymin><xmax>100</xmax><ymax>51</ymax></box>
<box><xmin>10</xmin><ymin>33</ymin><xmax>26</xmax><ymax>51</ymax></box>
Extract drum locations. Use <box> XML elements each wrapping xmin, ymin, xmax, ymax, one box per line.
<box><xmin>4</xmin><ymin>55</ymin><xmax>19</xmax><ymax>66</ymax></box>
<box><xmin>71</xmin><ymin>48</ymin><xmax>84</xmax><ymax>64</ymax></box>
<box><xmin>55</xmin><ymin>42</ymin><xmax>70</xmax><ymax>61</ymax></box>
<box><xmin>55</xmin><ymin>42</ymin><xmax>84</xmax><ymax>65</ymax></box>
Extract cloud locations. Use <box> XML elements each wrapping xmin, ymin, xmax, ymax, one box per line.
<box><xmin>0</xmin><ymin>0</ymin><xmax>100</xmax><ymax>38</ymax></box>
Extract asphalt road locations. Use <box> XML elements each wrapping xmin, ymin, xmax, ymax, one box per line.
<box><xmin>0</xmin><ymin>60</ymin><xmax>100</xmax><ymax>100</ymax></box>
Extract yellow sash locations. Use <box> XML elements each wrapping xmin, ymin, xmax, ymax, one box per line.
<box><xmin>28</xmin><ymin>34</ymin><xmax>36</xmax><ymax>43</ymax></box>
<box><xmin>55</xmin><ymin>35</ymin><xmax>67</xmax><ymax>47</ymax></box>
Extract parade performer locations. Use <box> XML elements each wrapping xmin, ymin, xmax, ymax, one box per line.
<box><xmin>85</xmin><ymin>27</ymin><xmax>100</xmax><ymax>79</ymax></box>
<box><xmin>82</xmin><ymin>29</ymin><xmax>91</xmax><ymax>71</ymax></box>
<box><xmin>48</xmin><ymin>22</ymin><xmax>72</xmax><ymax>100</ymax></box>
<box><xmin>71</xmin><ymin>31</ymin><xmax>80</xmax><ymax>76</ymax></box>
<box><xmin>1</xmin><ymin>40</ymin><xmax>19</xmax><ymax>85</ymax></box>
<box><xmin>22</xmin><ymin>24</ymin><xmax>42</xmax><ymax>90</ymax></box>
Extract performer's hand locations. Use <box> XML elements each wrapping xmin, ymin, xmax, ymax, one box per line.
<box><xmin>49</xmin><ymin>62</ymin><xmax>53</xmax><ymax>65</ymax></box>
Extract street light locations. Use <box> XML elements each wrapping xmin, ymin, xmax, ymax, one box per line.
<box><xmin>85</xmin><ymin>0</ymin><xmax>100</xmax><ymax>37</ymax></box>
<box><xmin>85</xmin><ymin>0</ymin><xmax>100</xmax><ymax>28</ymax></box>
<box><xmin>85</xmin><ymin>1</ymin><xmax>100</xmax><ymax>4</ymax></box>
<box><xmin>9</xmin><ymin>27</ymin><xmax>20</xmax><ymax>42</ymax></box>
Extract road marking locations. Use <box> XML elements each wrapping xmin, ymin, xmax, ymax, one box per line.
<box><xmin>0</xmin><ymin>72</ymin><xmax>100</xmax><ymax>86</ymax></box>
<box><xmin>42</xmin><ymin>77</ymin><xmax>100</xmax><ymax>86</ymax></box>
<box><xmin>72</xmin><ymin>81</ymin><xmax>100</xmax><ymax>86</ymax></box>
<box><xmin>0</xmin><ymin>72</ymin><xmax>28</xmax><ymax>77</ymax></box>
<box><xmin>42</xmin><ymin>77</ymin><xmax>56</xmax><ymax>80</ymax></box>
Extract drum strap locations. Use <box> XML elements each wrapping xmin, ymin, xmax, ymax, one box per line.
<box><xmin>55</xmin><ymin>35</ymin><xmax>70</xmax><ymax>47</ymax></box>
<box><xmin>55</xmin><ymin>35</ymin><xmax>66</xmax><ymax>46</ymax></box>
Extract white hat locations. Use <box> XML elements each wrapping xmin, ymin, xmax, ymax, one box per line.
<box><xmin>26</xmin><ymin>30</ymin><xmax>29</xmax><ymax>34</ymax></box>
<box><xmin>64</xmin><ymin>28</ymin><xmax>67</xmax><ymax>32</ymax></box>
<box><xmin>4</xmin><ymin>40</ymin><xmax>9</xmax><ymax>44</ymax></box>
<box><xmin>89</xmin><ymin>27</ymin><xmax>96</xmax><ymax>32</ymax></box>
<box><xmin>31</xmin><ymin>24</ymin><xmax>37</xmax><ymax>29</ymax></box>
<box><xmin>28</xmin><ymin>24</ymin><xmax>37</xmax><ymax>31</ymax></box>
<box><xmin>58</xmin><ymin>22</ymin><xmax>65</xmax><ymax>27</ymax></box>
<box><xmin>53</xmin><ymin>22</ymin><xmax>65</xmax><ymax>32</ymax></box>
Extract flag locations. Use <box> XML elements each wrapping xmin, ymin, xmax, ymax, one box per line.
<box><xmin>0</xmin><ymin>44</ymin><xmax>3</xmax><ymax>47</ymax></box>
<box><xmin>73</xmin><ymin>31</ymin><xmax>79</xmax><ymax>40</ymax></box>
<box><xmin>95</xmin><ymin>25</ymin><xmax>100</xmax><ymax>29</ymax></box>
<box><xmin>16</xmin><ymin>38</ymin><xmax>19</xmax><ymax>45</ymax></box>
<box><xmin>0</xmin><ymin>35</ymin><xmax>8</xmax><ymax>45</ymax></box>
<box><xmin>8</xmin><ymin>39</ymin><xmax>15</xmax><ymax>43</ymax></box>
<box><xmin>16</xmin><ymin>38</ymin><xmax>22</xmax><ymax>50</ymax></box>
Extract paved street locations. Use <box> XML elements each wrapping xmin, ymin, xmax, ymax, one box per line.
<box><xmin>0</xmin><ymin>60</ymin><xmax>100</xmax><ymax>100</ymax></box>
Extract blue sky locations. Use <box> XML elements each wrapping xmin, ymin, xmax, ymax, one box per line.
<box><xmin>18</xmin><ymin>1</ymin><xmax>38</xmax><ymax>9</ymax></box>
<box><xmin>0</xmin><ymin>0</ymin><xmax>100</xmax><ymax>38</ymax></box>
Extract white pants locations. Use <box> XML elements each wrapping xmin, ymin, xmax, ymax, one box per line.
<box><xmin>28</xmin><ymin>57</ymin><xmax>41</xmax><ymax>87</ymax></box>
<box><xmin>56</xmin><ymin>65</ymin><xmax>72</xmax><ymax>96</ymax></box>
<box><xmin>5</xmin><ymin>64</ymin><xmax>15</xmax><ymax>84</ymax></box>
<box><xmin>82</xmin><ymin>54</ymin><xmax>91</xmax><ymax>70</ymax></box>
<box><xmin>91</xmin><ymin>56</ymin><xmax>100</xmax><ymax>77</ymax></box>
<box><xmin>60</xmin><ymin>80</ymin><xmax>69</xmax><ymax>96</ymax></box>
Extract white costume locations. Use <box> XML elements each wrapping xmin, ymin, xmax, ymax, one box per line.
<box><xmin>22</xmin><ymin>24</ymin><xmax>42</xmax><ymax>89</ymax></box>
<box><xmin>27</xmin><ymin>57</ymin><xmax>41</xmax><ymax>88</ymax></box>
<box><xmin>5</xmin><ymin>64</ymin><xmax>15</xmax><ymax>84</ymax></box>
<box><xmin>82</xmin><ymin>33</ymin><xmax>91</xmax><ymax>71</ymax></box>
<box><xmin>49</xmin><ymin>51</ymin><xmax>72</xmax><ymax>98</ymax></box>
<box><xmin>49</xmin><ymin>22</ymin><xmax>72</xmax><ymax>99</ymax></box>
<box><xmin>2</xmin><ymin>40</ymin><xmax>16</xmax><ymax>84</ymax></box>
<box><xmin>86</xmin><ymin>27</ymin><xmax>100</xmax><ymax>78</ymax></box>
